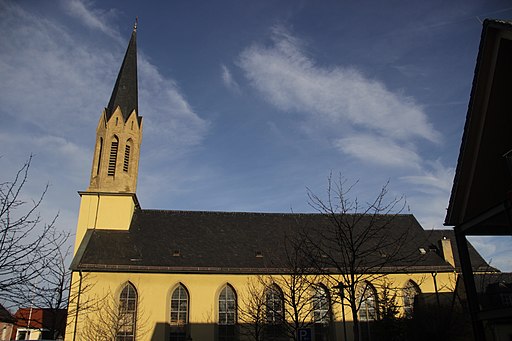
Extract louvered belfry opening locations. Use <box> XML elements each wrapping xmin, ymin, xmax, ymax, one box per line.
<box><xmin>108</xmin><ymin>137</ymin><xmax>119</xmax><ymax>176</ymax></box>
<box><xmin>123</xmin><ymin>143</ymin><xmax>131</xmax><ymax>172</ymax></box>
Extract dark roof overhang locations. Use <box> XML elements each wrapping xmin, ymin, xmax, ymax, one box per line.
<box><xmin>445</xmin><ymin>19</ymin><xmax>512</xmax><ymax>236</ymax></box>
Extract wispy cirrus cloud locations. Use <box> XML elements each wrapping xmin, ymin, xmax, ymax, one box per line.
<box><xmin>221</xmin><ymin>64</ymin><xmax>241</xmax><ymax>93</ymax></box>
<box><xmin>238</xmin><ymin>25</ymin><xmax>440</xmax><ymax>147</ymax></box>
<box><xmin>334</xmin><ymin>135</ymin><xmax>421</xmax><ymax>169</ymax></box>
<box><xmin>63</xmin><ymin>0</ymin><xmax>122</xmax><ymax>42</ymax></box>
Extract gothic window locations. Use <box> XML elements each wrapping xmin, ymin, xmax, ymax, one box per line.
<box><xmin>123</xmin><ymin>140</ymin><xmax>132</xmax><ymax>173</ymax></box>
<box><xmin>265</xmin><ymin>284</ymin><xmax>284</xmax><ymax>339</ymax></box>
<box><xmin>117</xmin><ymin>282</ymin><xmax>137</xmax><ymax>341</ymax></box>
<box><xmin>312</xmin><ymin>285</ymin><xmax>330</xmax><ymax>323</ymax></box>
<box><xmin>170</xmin><ymin>284</ymin><xmax>189</xmax><ymax>341</ymax></box>
<box><xmin>108</xmin><ymin>136</ymin><xmax>119</xmax><ymax>176</ymax></box>
<box><xmin>218</xmin><ymin>284</ymin><xmax>237</xmax><ymax>341</ymax></box>
<box><xmin>96</xmin><ymin>137</ymin><xmax>103</xmax><ymax>175</ymax></box>
<box><xmin>312</xmin><ymin>285</ymin><xmax>330</xmax><ymax>341</ymax></box>
<box><xmin>265</xmin><ymin>284</ymin><xmax>284</xmax><ymax>324</ymax></box>
<box><xmin>358</xmin><ymin>282</ymin><xmax>378</xmax><ymax>321</ymax></box>
<box><xmin>403</xmin><ymin>280</ymin><xmax>421</xmax><ymax>318</ymax></box>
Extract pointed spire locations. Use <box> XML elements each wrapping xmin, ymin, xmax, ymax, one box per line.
<box><xmin>106</xmin><ymin>22</ymin><xmax>138</xmax><ymax>122</ymax></box>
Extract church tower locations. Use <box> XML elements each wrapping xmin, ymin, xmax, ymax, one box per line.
<box><xmin>73</xmin><ymin>23</ymin><xmax>142</xmax><ymax>254</ymax></box>
<box><xmin>89</xmin><ymin>23</ymin><xmax>142</xmax><ymax>193</ymax></box>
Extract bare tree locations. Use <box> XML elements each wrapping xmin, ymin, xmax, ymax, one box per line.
<box><xmin>272</xmin><ymin>237</ymin><xmax>324</xmax><ymax>341</ymax></box>
<box><xmin>303</xmin><ymin>173</ymin><xmax>421</xmax><ymax>341</ymax></box>
<box><xmin>0</xmin><ymin>155</ymin><xmax>67</xmax><ymax>308</ymax></box>
<box><xmin>81</xmin><ymin>288</ymin><xmax>149</xmax><ymax>341</ymax></box>
<box><xmin>239</xmin><ymin>279</ymin><xmax>267</xmax><ymax>341</ymax></box>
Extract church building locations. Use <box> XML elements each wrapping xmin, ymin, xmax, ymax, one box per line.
<box><xmin>66</xmin><ymin>24</ymin><xmax>491</xmax><ymax>341</ymax></box>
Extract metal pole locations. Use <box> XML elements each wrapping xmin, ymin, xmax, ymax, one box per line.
<box><xmin>431</xmin><ymin>272</ymin><xmax>440</xmax><ymax>306</ymax></box>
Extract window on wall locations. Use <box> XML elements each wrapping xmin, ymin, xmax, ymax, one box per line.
<box><xmin>265</xmin><ymin>284</ymin><xmax>284</xmax><ymax>338</ymax></box>
<box><xmin>358</xmin><ymin>283</ymin><xmax>378</xmax><ymax>321</ymax></box>
<box><xmin>170</xmin><ymin>284</ymin><xmax>189</xmax><ymax>341</ymax></box>
<box><xmin>117</xmin><ymin>282</ymin><xmax>137</xmax><ymax>341</ymax></box>
<box><xmin>108</xmin><ymin>136</ymin><xmax>119</xmax><ymax>176</ymax></box>
<box><xmin>97</xmin><ymin>138</ymin><xmax>103</xmax><ymax>175</ymax></box>
<box><xmin>312</xmin><ymin>285</ymin><xmax>330</xmax><ymax>341</ymax></box>
<box><xmin>313</xmin><ymin>285</ymin><xmax>330</xmax><ymax>323</ymax></box>
<box><xmin>403</xmin><ymin>280</ymin><xmax>421</xmax><ymax>318</ymax></box>
<box><xmin>218</xmin><ymin>285</ymin><xmax>237</xmax><ymax>341</ymax></box>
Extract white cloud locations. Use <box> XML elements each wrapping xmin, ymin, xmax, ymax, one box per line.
<box><xmin>221</xmin><ymin>64</ymin><xmax>240</xmax><ymax>93</ymax></box>
<box><xmin>238</xmin><ymin>25</ymin><xmax>440</xmax><ymax>144</ymax></box>
<box><xmin>334</xmin><ymin>135</ymin><xmax>421</xmax><ymax>169</ymax></box>
<box><xmin>63</xmin><ymin>0</ymin><xmax>122</xmax><ymax>41</ymax></box>
<box><xmin>401</xmin><ymin>160</ymin><xmax>454</xmax><ymax>193</ymax></box>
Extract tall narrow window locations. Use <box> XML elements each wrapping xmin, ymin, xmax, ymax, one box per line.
<box><xmin>117</xmin><ymin>282</ymin><xmax>137</xmax><ymax>341</ymax></box>
<box><xmin>313</xmin><ymin>285</ymin><xmax>329</xmax><ymax>323</ymax></box>
<box><xmin>108</xmin><ymin>136</ymin><xmax>119</xmax><ymax>176</ymax></box>
<box><xmin>96</xmin><ymin>138</ymin><xmax>103</xmax><ymax>175</ymax></box>
<box><xmin>123</xmin><ymin>140</ymin><xmax>131</xmax><ymax>173</ymax></box>
<box><xmin>358</xmin><ymin>283</ymin><xmax>377</xmax><ymax>321</ymax></box>
<box><xmin>170</xmin><ymin>284</ymin><xmax>189</xmax><ymax>341</ymax></box>
<box><xmin>265</xmin><ymin>284</ymin><xmax>284</xmax><ymax>338</ymax></box>
<box><xmin>403</xmin><ymin>280</ymin><xmax>421</xmax><ymax>318</ymax></box>
<box><xmin>218</xmin><ymin>285</ymin><xmax>237</xmax><ymax>341</ymax></box>
<box><xmin>312</xmin><ymin>285</ymin><xmax>330</xmax><ymax>341</ymax></box>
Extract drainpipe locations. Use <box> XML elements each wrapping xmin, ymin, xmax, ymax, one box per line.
<box><xmin>72</xmin><ymin>271</ymin><xmax>83</xmax><ymax>341</ymax></box>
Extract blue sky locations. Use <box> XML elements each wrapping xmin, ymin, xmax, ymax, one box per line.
<box><xmin>1</xmin><ymin>0</ymin><xmax>511</xmax><ymax>271</ymax></box>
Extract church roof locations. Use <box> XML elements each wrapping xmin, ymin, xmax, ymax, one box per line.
<box><xmin>71</xmin><ymin>210</ymin><xmax>484</xmax><ymax>274</ymax></box>
<box><xmin>106</xmin><ymin>25</ymin><xmax>138</xmax><ymax>122</ymax></box>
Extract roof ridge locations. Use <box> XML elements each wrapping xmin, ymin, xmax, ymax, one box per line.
<box><xmin>138</xmin><ymin>208</ymin><xmax>415</xmax><ymax>217</ymax></box>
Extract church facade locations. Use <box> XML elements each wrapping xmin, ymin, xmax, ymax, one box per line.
<box><xmin>66</xmin><ymin>25</ymin><xmax>490</xmax><ymax>341</ymax></box>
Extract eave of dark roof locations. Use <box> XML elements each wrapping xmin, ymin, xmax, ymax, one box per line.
<box><xmin>106</xmin><ymin>27</ymin><xmax>138</xmax><ymax>122</ymax></box>
<box><xmin>445</xmin><ymin>18</ymin><xmax>512</xmax><ymax>227</ymax></box>
<box><xmin>72</xmin><ymin>210</ymin><xmax>464</xmax><ymax>274</ymax></box>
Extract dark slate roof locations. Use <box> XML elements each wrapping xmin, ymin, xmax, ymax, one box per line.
<box><xmin>72</xmin><ymin>210</ymin><xmax>483</xmax><ymax>274</ymax></box>
<box><xmin>106</xmin><ymin>27</ymin><xmax>138</xmax><ymax>122</ymax></box>
<box><xmin>425</xmin><ymin>229</ymin><xmax>495</xmax><ymax>272</ymax></box>
<box><xmin>0</xmin><ymin>303</ymin><xmax>15</xmax><ymax>323</ymax></box>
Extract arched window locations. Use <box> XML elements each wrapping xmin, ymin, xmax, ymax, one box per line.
<box><xmin>170</xmin><ymin>284</ymin><xmax>189</xmax><ymax>341</ymax></box>
<box><xmin>117</xmin><ymin>282</ymin><xmax>137</xmax><ymax>341</ymax></box>
<box><xmin>403</xmin><ymin>280</ymin><xmax>421</xmax><ymax>318</ymax></box>
<box><xmin>123</xmin><ymin>139</ymin><xmax>132</xmax><ymax>173</ymax></box>
<box><xmin>358</xmin><ymin>282</ymin><xmax>377</xmax><ymax>321</ymax></box>
<box><xmin>312</xmin><ymin>285</ymin><xmax>330</xmax><ymax>341</ymax></box>
<box><xmin>96</xmin><ymin>138</ymin><xmax>103</xmax><ymax>175</ymax></box>
<box><xmin>312</xmin><ymin>285</ymin><xmax>330</xmax><ymax>324</ymax></box>
<box><xmin>265</xmin><ymin>284</ymin><xmax>283</xmax><ymax>324</ymax></box>
<box><xmin>108</xmin><ymin>136</ymin><xmax>119</xmax><ymax>176</ymax></box>
<box><xmin>265</xmin><ymin>284</ymin><xmax>284</xmax><ymax>339</ymax></box>
<box><xmin>218</xmin><ymin>285</ymin><xmax>237</xmax><ymax>341</ymax></box>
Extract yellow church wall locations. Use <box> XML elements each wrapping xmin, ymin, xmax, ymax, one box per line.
<box><xmin>66</xmin><ymin>270</ymin><xmax>457</xmax><ymax>341</ymax></box>
<box><xmin>73</xmin><ymin>193</ymin><xmax>136</xmax><ymax>254</ymax></box>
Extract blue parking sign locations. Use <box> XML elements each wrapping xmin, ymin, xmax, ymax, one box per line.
<box><xmin>298</xmin><ymin>328</ymin><xmax>312</xmax><ymax>341</ymax></box>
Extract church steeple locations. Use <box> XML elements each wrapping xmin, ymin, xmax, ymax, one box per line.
<box><xmin>106</xmin><ymin>22</ymin><xmax>139</xmax><ymax>123</ymax></box>
<box><xmin>87</xmin><ymin>23</ymin><xmax>143</xmax><ymax>194</ymax></box>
